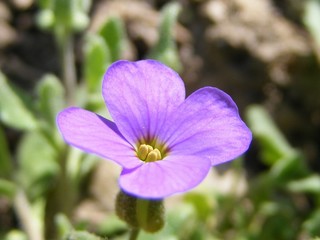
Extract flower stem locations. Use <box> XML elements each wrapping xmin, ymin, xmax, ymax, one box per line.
<box><xmin>129</xmin><ymin>228</ymin><xmax>140</xmax><ymax>240</ymax></box>
<box><xmin>55</xmin><ymin>26</ymin><xmax>76</xmax><ymax>104</ymax></box>
<box><xmin>60</xmin><ymin>33</ymin><xmax>76</xmax><ymax>104</ymax></box>
<box><xmin>136</xmin><ymin>199</ymin><xmax>149</xmax><ymax>228</ymax></box>
<box><xmin>44</xmin><ymin>147</ymin><xmax>76</xmax><ymax>239</ymax></box>
<box><xmin>14</xmin><ymin>189</ymin><xmax>43</xmax><ymax>240</ymax></box>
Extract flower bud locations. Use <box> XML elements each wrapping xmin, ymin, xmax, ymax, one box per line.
<box><xmin>115</xmin><ymin>190</ymin><xmax>164</xmax><ymax>233</ymax></box>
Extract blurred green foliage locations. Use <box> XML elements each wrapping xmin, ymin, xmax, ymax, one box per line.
<box><xmin>304</xmin><ymin>0</ymin><xmax>320</xmax><ymax>48</ymax></box>
<box><xmin>0</xmin><ymin>126</ymin><xmax>12</xmax><ymax>178</ymax></box>
<box><xmin>0</xmin><ymin>72</ymin><xmax>37</xmax><ymax>131</ymax></box>
<box><xmin>148</xmin><ymin>2</ymin><xmax>183</xmax><ymax>72</ymax></box>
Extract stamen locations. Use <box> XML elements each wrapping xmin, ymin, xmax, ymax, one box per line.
<box><xmin>138</xmin><ymin>144</ymin><xmax>152</xmax><ymax>160</ymax></box>
<box><xmin>153</xmin><ymin>148</ymin><xmax>162</xmax><ymax>160</ymax></box>
<box><xmin>147</xmin><ymin>145</ymin><xmax>153</xmax><ymax>152</ymax></box>
<box><xmin>146</xmin><ymin>150</ymin><xmax>159</xmax><ymax>162</ymax></box>
<box><xmin>137</xmin><ymin>144</ymin><xmax>162</xmax><ymax>162</ymax></box>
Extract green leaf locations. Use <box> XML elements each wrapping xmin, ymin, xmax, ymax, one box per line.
<box><xmin>246</xmin><ymin>105</ymin><xmax>296</xmax><ymax>165</ymax></box>
<box><xmin>303</xmin><ymin>209</ymin><xmax>320</xmax><ymax>236</ymax></box>
<box><xmin>0</xmin><ymin>126</ymin><xmax>12</xmax><ymax>178</ymax></box>
<box><xmin>17</xmin><ymin>131</ymin><xmax>59</xmax><ymax>200</ymax></box>
<box><xmin>72</xmin><ymin>0</ymin><xmax>91</xmax><ymax>31</ymax></box>
<box><xmin>36</xmin><ymin>9</ymin><xmax>55</xmax><ymax>31</ymax></box>
<box><xmin>75</xmin><ymin>0</ymin><xmax>91</xmax><ymax>13</ymax></box>
<box><xmin>246</xmin><ymin>105</ymin><xmax>310</xmax><ymax>184</ymax></box>
<box><xmin>37</xmin><ymin>0</ymin><xmax>53</xmax><ymax>9</ymax></box>
<box><xmin>0</xmin><ymin>71</ymin><xmax>37</xmax><ymax>130</ymax></box>
<box><xmin>85</xmin><ymin>92</ymin><xmax>107</xmax><ymax>112</ymax></box>
<box><xmin>36</xmin><ymin>74</ymin><xmax>64</xmax><ymax>126</ymax></box>
<box><xmin>184</xmin><ymin>192</ymin><xmax>213</xmax><ymax>221</ymax></box>
<box><xmin>53</xmin><ymin>0</ymin><xmax>73</xmax><ymax>30</ymax></box>
<box><xmin>304</xmin><ymin>0</ymin><xmax>320</xmax><ymax>47</ymax></box>
<box><xmin>55</xmin><ymin>214</ymin><xmax>74</xmax><ymax>239</ymax></box>
<box><xmin>0</xmin><ymin>179</ymin><xmax>16</xmax><ymax>199</ymax></box>
<box><xmin>63</xmin><ymin>231</ymin><xmax>102</xmax><ymax>240</ymax></box>
<box><xmin>287</xmin><ymin>175</ymin><xmax>320</xmax><ymax>194</ymax></box>
<box><xmin>78</xmin><ymin>154</ymin><xmax>99</xmax><ymax>183</ymax></box>
<box><xmin>4</xmin><ymin>230</ymin><xmax>28</xmax><ymax>240</ymax></box>
<box><xmin>97</xmin><ymin>214</ymin><xmax>127</xmax><ymax>236</ymax></box>
<box><xmin>270</xmin><ymin>152</ymin><xmax>309</xmax><ymax>183</ymax></box>
<box><xmin>72</xmin><ymin>11</ymin><xmax>89</xmax><ymax>32</ymax></box>
<box><xmin>148</xmin><ymin>2</ymin><xmax>182</xmax><ymax>72</ymax></box>
<box><xmin>99</xmin><ymin>17</ymin><xmax>126</xmax><ymax>62</ymax></box>
<box><xmin>84</xmin><ymin>34</ymin><xmax>111</xmax><ymax>93</ymax></box>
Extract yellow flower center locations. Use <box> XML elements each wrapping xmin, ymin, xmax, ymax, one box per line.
<box><xmin>137</xmin><ymin>144</ymin><xmax>162</xmax><ymax>162</ymax></box>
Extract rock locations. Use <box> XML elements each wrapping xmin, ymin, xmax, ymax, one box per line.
<box><xmin>203</xmin><ymin>0</ymin><xmax>311</xmax><ymax>85</ymax></box>
<box><xmin>0</xmin><ymin>2</ymin><xmax>16</xmax><ymax>49</ymax></box>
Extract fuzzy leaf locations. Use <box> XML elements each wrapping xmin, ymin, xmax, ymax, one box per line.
<box><xmin>99</xmin><ymin>17</ymin><xmax>126</xmax><ymax>61</ymax></box>
<box><xmin>246</xmin><ymin>105</ymin><xmax>296</xmax><ymax>165</ymax></box>
<box><xmin>4</xmin><ymin>230</ymin><xmax>28</xmax><ymax>240</ymax></box>
<box><xmin>84</xmin><ymin>34</ymin><xmax>111</xmax><ymax>93</ymax></box>
<box><xmin>17</xmin><ymin>131</ymin><xmax>59</xmax><ymax>200</ymax></box>
<box><xmin>287</xmin><ymin>175</ymin><xmax>320</xmax><ymax>194</ymax></box>
<box><xmin>55</xmin><ymin>214</ymin><xmax>74</xmax><ymax>239</ymax></box>
<box><xmin>53</xmin><ymin>0</ymin><xmax>73</xmax><ymax>29</ymax></box>
<box><xmin>37</xmin><ymin>74</ymin><xmax>64</xmax><ymax>125</ymax></box>
<box><xmin>0</xmin><ymin>71</ymin><xmax>37</xmax><ymax>130</ymax></box>
<box><xmin>303</xmin><ymin>209</ymin><xmax>320</xmax><ymax>236</ymax></box>
<box><xmin>63</xmin><ymin>231</ymin><xmax>101</xmax><ymax>240</ymax></box>
<box><xmin>304</xmin><ymin>0</ymin><xmax>320</xmax><ymax>47</ymax></box>
<box><xmin>148</xmin><ymin>2</ymin><xmax>182</xmax><ymax>72</ymax></box>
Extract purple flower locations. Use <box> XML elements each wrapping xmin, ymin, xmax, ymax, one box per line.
<box><xmin>57</xmin><ymin>60</ymin><xmax>252</xmax><ymax>199</ymax></box>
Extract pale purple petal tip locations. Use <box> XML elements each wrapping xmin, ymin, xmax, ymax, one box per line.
<box><xmin>159</xmin><ymin>87</ymin><xmax>252</xmax><ymax>166</ymax></box>
<box><xmin>102</xmin><ymin>60</ymin><xmax>185</xmax><ymax>146</ymax></box>
<box><xmin>119</xmin><ymin>155</ymin><xmax>211</xmax><ymax>199</ymax></box>
<box><xmin>56</xmin><ymin>107</ymin><xmax>142</xmax><ymax>169</ymax></box>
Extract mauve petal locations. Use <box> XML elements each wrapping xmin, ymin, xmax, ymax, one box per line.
<box><xmin>159</xmin><ymin>87</ymin><xmax>252</xmax><ymax>165</ymax></box>
<box><xmin>57</xmin><ymin>107</ymin><xmax>142</xmax><ymax>169</ymax></box>
<box><xmin>102</xmin><ymin>60</ymin><xmax>185</xmax><ymax>146</ymax></box>
<box><xmin>119</xmin><ymin>155</ymin><xmax>211</xmax><ymax>199</ymax></box>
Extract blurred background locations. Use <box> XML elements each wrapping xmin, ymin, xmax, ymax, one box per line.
<box><xmin>1</xmin><ymin>0</ymin><xmax>320</xmax><ymax>239</ymax></box>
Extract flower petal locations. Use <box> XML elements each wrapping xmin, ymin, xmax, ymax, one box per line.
<box><xmin>102</xmin><ymin>60</ymin><xmax>185</xmax><ymax>146</ymax></box>
<box><xmin>119</xmin><ymin>155</ymin><xmax>211</xmax><ymax>199</ymax></box>
<box><xmin>159</xmin><ymin>87</ymin><xmax>252</xmax><ymax>165</ymax></box>
<box><xmin>57</xmin><ymin>107</ymin><xmax>142</xmax><ymax>169</ymax></box>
